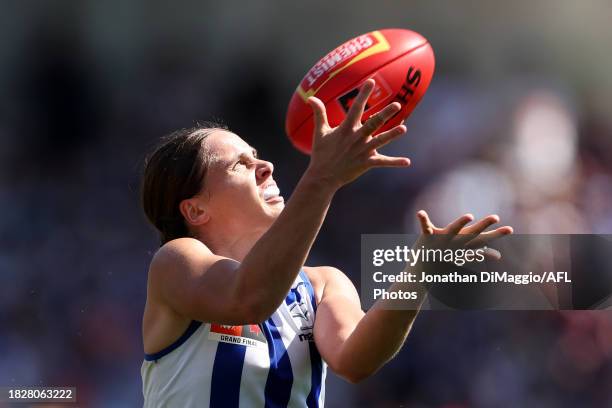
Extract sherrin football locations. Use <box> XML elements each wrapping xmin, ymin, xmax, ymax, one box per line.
<box><xmin>285</xmin><ymin>28</ymin><xmax>435</xmax><ymax>154</ymax></box>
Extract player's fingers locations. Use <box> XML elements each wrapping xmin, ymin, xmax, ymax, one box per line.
<box><xmin>345</xmin><ymin>79</ymin><xmax>375</xmax><ymax>126</ymax></box>
<box><xmin>360</xmin><ymin>102</ymin><xmax>402</xmax><ymax>136</ymax></box>
<box><xmin>442</xmin><ymin>214</ymin><xmax>474</xmax><ymax>236</ymax></box>
<box><xmin>364</xmin><ymin>124</ymin><xmax>407</xmax><ymax>150</ymax></box>
<box><xmin>465</xmin><ymin>226</ymin><xmax>514</xmax><ymax>248</ymax></box>
<box><xmin>461</xmin><ymin>214</ymin><xmax>500</xmax><ymax>235</ymax></box>
<box><xmin>453</xmin><ymin>214</ymin><xmax>501</xmax><ymax>245</ymax></box>
<box><xmin>417</xmin><ymin>210</ymin><xmax>436</xmax><ymax>235</ymax></box>
<box><xmin>367</xmin><ymin>153</ymin><xmax>411</xmax><ymax>168</ymax></box>
<box><xmin>307</xmin><ymin>96</ymin><xmax>329</xmax><ymax>137</ymax></box>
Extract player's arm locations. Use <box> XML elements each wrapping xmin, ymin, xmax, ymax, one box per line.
<box><xmin>313</xmin><ymin>212</ymin><xmax>513</xmax><ymax>383</ymax></box>
<box><xmin>149</xmin><ymin>80</ymin><xmax>410</xmax><ymax>325</ymax></box>
<box><xmin>312</xmin><ymin>265</ymin><xmax>415</xmax><ymax>384</ymax></box>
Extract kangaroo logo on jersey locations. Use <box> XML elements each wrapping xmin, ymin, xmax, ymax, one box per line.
<box><xmin>286</xmin><ymin>281</ymin><xmax>315</xmax><ymax>342</ymax></box>
<box><xmin>209</xmin><ymin>324</ymin><xmax>267</xmax><ymax>349</ymax></box>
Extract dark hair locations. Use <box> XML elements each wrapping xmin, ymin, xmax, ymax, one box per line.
<box><xmin>141</xmin><ymin>122</ymin><xmax>227</xmax><ymax>245</ymax></box>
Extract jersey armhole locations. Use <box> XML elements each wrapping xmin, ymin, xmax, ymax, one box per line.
<box><xmin>144</xmin><ymin>320</ymin><xmax>203</xmax><ymax>362</ymax></box>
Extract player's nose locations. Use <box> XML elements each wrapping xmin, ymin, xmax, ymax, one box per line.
<box><xmin>255</xmin><ymin>159</ymin><xmax>274</xmax><ymax>181</ymax></box>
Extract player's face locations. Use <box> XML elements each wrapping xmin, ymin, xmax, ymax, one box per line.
<box><xmin>200</xmin><ymin>130</ymin><xmax>284</xmax><ymax>230</ymax></box>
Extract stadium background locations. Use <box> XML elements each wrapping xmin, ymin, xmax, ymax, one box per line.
<box><xmin>1</xmin><ymin>1</ymin><xmax>611</xmax><ymax>406</ymax></box>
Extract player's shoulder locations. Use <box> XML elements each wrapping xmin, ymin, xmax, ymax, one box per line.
<box><xmin>303</xmin><ymin>265</ymin><xmax>344</xmax><ymax>282</ymax></box>
<box><xmin>149</xmin><ymin>237</ymin><xmax>213</xmax><ymax>276</ymax></box>
<box><xmin>153</xmin><ymin>237</ymin><xmax>211</xmax><ymax>260</ymax></box>
<box><xmin>303</xmin><ymin>265</ymin><xmax>354</xmax><ymax>303</ymax></box>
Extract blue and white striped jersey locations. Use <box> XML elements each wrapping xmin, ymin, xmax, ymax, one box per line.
<box><xmin>141</xmin><ymin>270</ymin><xmax>327</xmax><ymax>407</ymax></box>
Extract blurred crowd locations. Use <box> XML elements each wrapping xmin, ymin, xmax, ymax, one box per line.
<box><xmin>1</xmin><ymin>1</ymin><xmax>611</xmax><ymax>407</ymax></box>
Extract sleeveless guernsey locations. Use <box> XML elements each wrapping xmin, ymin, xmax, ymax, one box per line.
<box><xmin>141</xmin><ymin>270</ymin><xmax>327</xmax><ymax>407</ymax></box>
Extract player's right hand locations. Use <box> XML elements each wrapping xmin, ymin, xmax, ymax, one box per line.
<box><xmin>304</xmin><ymin>79</ymin><xmax>410</xmax><ymax>190</ymax></box>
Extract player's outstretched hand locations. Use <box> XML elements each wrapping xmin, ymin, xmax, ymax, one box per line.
<box><xmin>416</xmin><ymin>210</ymin><xmax>514</xmax><ymax>260</ymax></box>
<box><xmin>305</xmin><ymin>79</ymin><xmax>410</xmax><ymax>190</ymax></box>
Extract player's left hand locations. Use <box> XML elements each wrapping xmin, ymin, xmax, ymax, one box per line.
<box><xmin>416</xmin><ymin>210</ymin><xmax>513</xmax><ymax>260</ymax></box>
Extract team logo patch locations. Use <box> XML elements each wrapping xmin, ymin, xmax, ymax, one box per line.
<box><xmin>286</xmin><ymin>282</ymin><xmax>315</xmax><ymax>342</ymax></box>
<box><xmin>209</xmin><ymin>324</ymin><xmax>267</xmax><ymax>349</ymax></box>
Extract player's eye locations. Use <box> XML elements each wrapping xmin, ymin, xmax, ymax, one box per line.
<box><xmin>233</xmin><ymin>158</ymin><xmax>251</xmax><ymax>170</ymax></box>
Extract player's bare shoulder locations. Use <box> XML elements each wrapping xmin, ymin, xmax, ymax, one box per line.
<box><xmin>303</xmin><ymin>265</ymin><xmax>358</xmax><ymax>305</ymax></box>
<box><xmin>146</xmin><ymin>238</ymin><xmax>213</xmax><ymax>300</ymax></box>
<box><xmin>149</xmin><ymin>237</ymin><xmax>211</xmax><ymax>277</ymax></box>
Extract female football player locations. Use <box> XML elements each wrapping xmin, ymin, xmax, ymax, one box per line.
<box><xmin>140</xmin><ymin>79</ymin><xmax>512</xmax><ymax>407</ymax></box>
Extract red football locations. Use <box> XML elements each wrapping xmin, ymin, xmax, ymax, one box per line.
<box><xmin>285</xmin><ymin>28</ymin><xmax>435</xmax><ymax>154</ymax></box>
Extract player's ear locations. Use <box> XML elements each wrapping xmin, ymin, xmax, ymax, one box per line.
<box><xmin>179</xmin><ymin>197</ymin><xmax>210</xmax><ymax>227</ymax></box>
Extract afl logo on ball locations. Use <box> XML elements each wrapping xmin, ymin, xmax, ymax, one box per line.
<box><xmin>337</xmin><ymin>75</ymin><xmax>392</xmax><ymax>114</ymax></box>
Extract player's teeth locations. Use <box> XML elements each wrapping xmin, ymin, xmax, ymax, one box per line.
<box><xmin>263</xmin><ymin>185</ymin><xmax>280</xmax><ymax>200</ymax></box>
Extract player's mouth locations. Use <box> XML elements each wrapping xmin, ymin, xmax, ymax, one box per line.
<box><xmin>262</xmin><ymin>184</ymin><xmax>284</xmax><ymax>204</ymax></box>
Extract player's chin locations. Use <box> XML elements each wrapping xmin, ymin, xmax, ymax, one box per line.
<box><xmin>262</xmin><ymin>197</ymin><xmax>285</xmax><ymax>215</ymax></box>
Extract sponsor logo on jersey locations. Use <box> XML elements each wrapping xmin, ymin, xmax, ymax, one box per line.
<box><xmin>209</xmin><ymin>324</ymin><xmax>268</xmax><ymax>350</ymax></box>
<box><xmin>298</xmin><ymin>332</ymin><xmax>314</xmax><ymax>342</ymax></box>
